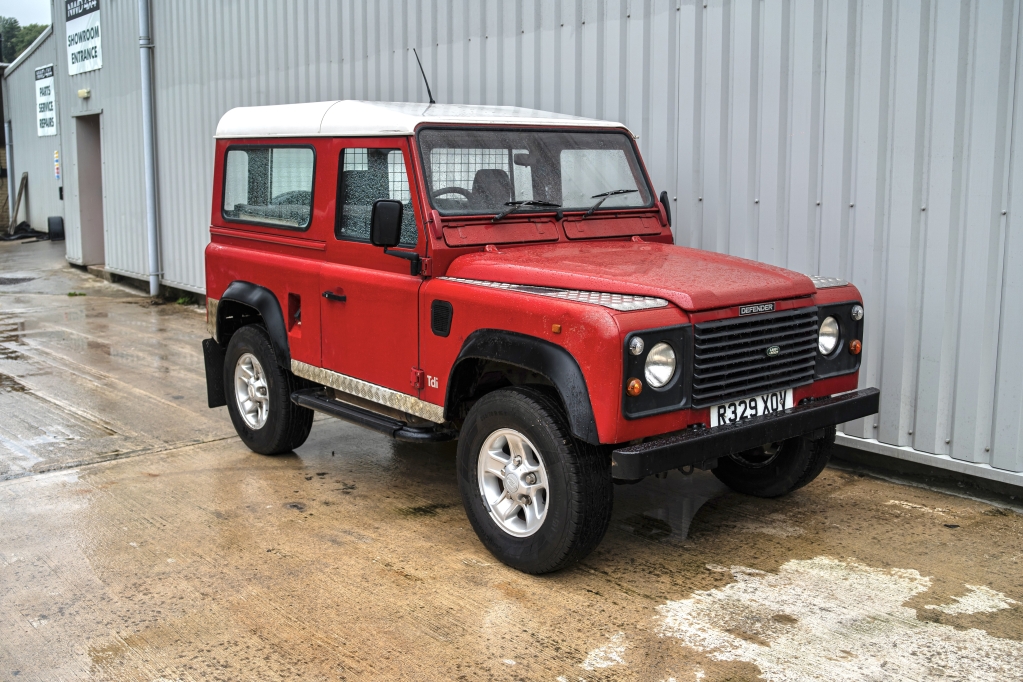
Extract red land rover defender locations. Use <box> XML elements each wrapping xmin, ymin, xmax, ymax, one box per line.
<box><xmin>203</xmin><ymin>101</ymin><xmax>879</xmax><ymax>574</ymax></box>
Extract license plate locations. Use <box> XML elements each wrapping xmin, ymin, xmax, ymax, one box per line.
<box><xmin>709</xmin><ymin>388</ymin><xmax>793</xmax><ymax>427</ymax></box>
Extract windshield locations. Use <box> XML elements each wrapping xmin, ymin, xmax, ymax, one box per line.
<box><xmin>417</xmin><ymin>128</ymin><xmax>653</xmax><ymax>216</ymax></box>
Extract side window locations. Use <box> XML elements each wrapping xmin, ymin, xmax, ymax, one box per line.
<box><xmin>337</xmin><ymin>148</ymin><xmax>418</xmax><ymax>247</ymax></box>
<box><xmin>223</xmin><ymin>146</ymin><xmax>315</xmax><ymax>229</ymax></box>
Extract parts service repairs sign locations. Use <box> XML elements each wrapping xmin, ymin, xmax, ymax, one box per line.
<box><xmin>35</xmin><ymin>65</ymin><xmax>57</xmax><ymax>137</ymax></box>
<box><xmin>66</xmin><ymin>0</ymin><xmax>102</xmax><ymax>75</ymax></box>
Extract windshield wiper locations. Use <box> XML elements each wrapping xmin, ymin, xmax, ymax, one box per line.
<box><xmin>492</xmin><ymin>200</ymin><xmax>562</xmax><ymax>223</ymax></box>
<box><xmin>583</xmin><ymin>189</ymin><xmax>639</xmax><ymax>218</ymax></box>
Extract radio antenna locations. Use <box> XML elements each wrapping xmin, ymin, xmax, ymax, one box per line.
<box><xmin>412</xmin><ymin>48</ymin><xmax>436</xmax><ymax>105</ymax></box>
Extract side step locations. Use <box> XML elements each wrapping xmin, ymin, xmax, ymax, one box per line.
<box><xmin>291</xmin><ymin>388</ymin><xmax>457</xmax><ymax>443</ymax></box>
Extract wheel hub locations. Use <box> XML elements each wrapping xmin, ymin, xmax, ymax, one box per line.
<box><xmin>477</xmin><ymin>428</ymin><xmax>549</xmax><ymax>538</ymax></box>
<box><xmin>234</xmin><ymin>352</ymin><xmax>270</xmax><ymax>430</ymax></box>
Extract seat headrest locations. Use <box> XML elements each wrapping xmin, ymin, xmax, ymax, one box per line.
<box><xmin>471</xmin><ymin>169</ymin><xmax>512</xmax><ymax>208</ymax></box>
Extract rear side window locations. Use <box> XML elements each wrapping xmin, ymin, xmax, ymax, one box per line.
<box><xmin>337</xmin><ymin>148</ymin><xmax>418</xmax><ymax>247</ymax></box>
<box><xmin>223</xmin><ymin>146</ymin><xmax>315</xmax><ymax>229</ymax></box>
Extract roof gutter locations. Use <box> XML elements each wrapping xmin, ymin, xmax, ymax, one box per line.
<box><xmin>138</xmin><ymin>0</ymin><xmax>160</xmax><ymax>296</ymax></box>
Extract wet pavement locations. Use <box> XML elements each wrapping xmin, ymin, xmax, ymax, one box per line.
<box><xmin>1</xmin><ymin>241</ymin><xmax>1022</xmax><ymax>681</ymax></box>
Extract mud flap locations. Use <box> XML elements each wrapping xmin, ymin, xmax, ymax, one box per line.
<box><xmin>202</xmin><ymin>338</ymin><xmax>227</xmax><ymax>408</ymax></box>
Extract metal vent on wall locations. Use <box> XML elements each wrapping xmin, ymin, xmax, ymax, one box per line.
<box><xmin>692</xmin><ymin>307</ymin><xmax>818</xmax><ymax>408</ymax></box>
<box><xmin>431</xmin><ymin>300</ymin><xmax>453</xmax><ymax>337</ymax></box>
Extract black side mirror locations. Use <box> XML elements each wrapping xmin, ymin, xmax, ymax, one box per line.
<box><xmin>370</xmin><ymin>199</ymin><xmax>403</xmax><ymax>247</ymax></box>
<box><xmin>371</xmin><ymin>199</ymin><xmax>422</xmax><ymax>275</ymax></box>
<box><xmin>659</xmin><ymin>191</ymin><xmax>672</xmax><ymax>227</ymax></box>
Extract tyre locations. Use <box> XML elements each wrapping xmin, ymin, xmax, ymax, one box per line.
<box><xmin>456</xmin><ymin>387</ymin><xmax>613</xmax><ymax>574</ymax></box>
<box><xmin>223</xmin><ymin>325</ymin><xmax>313</xmax><ymax>455</ymax></box>
<box><xmin>711</xmin><ymin>426</ymin><xmax>836</xmax><ymax>498</ymax></box>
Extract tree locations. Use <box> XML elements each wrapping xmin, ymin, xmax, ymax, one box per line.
<box><xmin>0</xmin><ymin>16</ymin><xmax>19</xmax><ymax>63</ymax></box>
<box><xmin>12</xmin><ymin>23</ymin><xmax>46</xmax><ymax>58</ymax></box>
<box><xmin>0</xmin><ymin>18</ymin><xmax>49</xmax><ymax>63</ymax></box>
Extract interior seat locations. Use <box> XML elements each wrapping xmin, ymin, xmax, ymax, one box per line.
<box><xmin>470</xmin><ymin>169</ymin><xmax>512</xmax><ymax>210</ymax></box>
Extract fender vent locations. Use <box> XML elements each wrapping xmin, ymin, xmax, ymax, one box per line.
<box><xmin>431</xmin><ymin>300</ymin><xmax>453</xmax><ymax>337</ymax></box>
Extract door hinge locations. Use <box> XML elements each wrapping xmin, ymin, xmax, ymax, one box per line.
<box><xmin>420</xmin><ymin>257</ymin><xmax>432</xmax><ymax>277</ymax></box>
<box><xmin>411</xmin><ymin>367</ymin><xmax>425</xmax><ymax>389</ymax></box>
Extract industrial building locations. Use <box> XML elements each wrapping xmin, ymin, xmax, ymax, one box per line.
<box><xmin>3</xmin><ymin>0</ymin><xmax>1022</xmax><ymax>488</ymax></box>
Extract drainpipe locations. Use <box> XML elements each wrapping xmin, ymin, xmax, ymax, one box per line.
<box><xmin>4</xmin><ymin>74</ymin><xmax>13</xmax><ymax>227</ymax></box>
<box><xmin>138</xmin><ymin>0</ymin><xmax>160</xmax><ymax>296</ymax></box>
<box><xmin>4</xmin><ymin>120</ymin><xmax>12</xmax><ymax>227</ymax></box>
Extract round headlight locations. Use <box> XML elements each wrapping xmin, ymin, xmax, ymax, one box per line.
<box><xmin>644</xmin><ymin>342</ymin><xmax>677</xmax><ymax>388</ymax></box>
<box><xmin>851</xmin><ymin>304</ymin><xmax>864</xmax><ymax>321</ymax></box>
<box><xmin>628</xmin><ymin>337</ymin><xmax>645</xmax><ymax>356</ymax></box>
<box><xmin>819</xmin><ymin>316</ymin><xmax>840</xmax><ymax>355</ymax></box>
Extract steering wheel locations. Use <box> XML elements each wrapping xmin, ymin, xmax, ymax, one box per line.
<box><xmin>432</xmin><ymin>186</ymin><xmax>473</xmax><ymax>201</ymax></box>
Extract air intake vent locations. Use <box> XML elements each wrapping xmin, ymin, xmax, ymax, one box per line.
<box><xmin>692</xmin><ymin>307</ymin><xmax>818</xmax><ymax>408</ymax></box>
<box><xmin>431</xmin><ymin>300</ymin><xmax>453</xmax><ymax>337</ymax></box>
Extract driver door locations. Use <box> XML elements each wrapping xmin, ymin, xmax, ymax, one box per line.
<box><xmin>319</xmin><ymin>138</ymin><xmax>425</xmax><ymax>397</ymax></box>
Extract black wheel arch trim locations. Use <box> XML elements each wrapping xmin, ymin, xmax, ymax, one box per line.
<box><xmin>446</xmin><ymin>329</ymin><xmax>600</xmax><ymax>445</ymax></box>
<box><xmin>217</xmin><ymin>281</ymin><xmax>290</xmax><ymax>369</ymax></box>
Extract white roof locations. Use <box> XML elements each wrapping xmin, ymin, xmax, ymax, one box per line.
<box><xmin>215</xmin><ymin>100</ymin><xmax>632</xmax><ymax>139</ymax></box>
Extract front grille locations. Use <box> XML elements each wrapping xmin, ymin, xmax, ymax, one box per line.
<box><xmin>692</xmin><ymin>307</ymin><xmax>818</xmax><ymax>408</ymax></box>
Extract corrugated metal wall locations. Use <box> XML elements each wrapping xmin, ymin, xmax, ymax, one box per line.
<box><xmin>666</xmin><ymin>0</ymin><xmax>1023</xmax><ymax>481</ymax></box>
<box><xmin>5</xmin><ymin>0</ymin><xmax>1022</xmax><ymax>482</ymax></box>
<box><xmin>149</xmin><ymin>0</ymin><xmax>682</xmax><ymax>291</ymax></box>
<box><xmin>2</xmin><ymin>29</ymin><xmax>64</xmax><ymax>232</ymax></box>
<box><xmin>51</xmin><ymin>0</ymin><xmax>148</xmax><ymax>269</ymax></box>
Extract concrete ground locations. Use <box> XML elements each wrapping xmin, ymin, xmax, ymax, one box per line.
<box><xmin>1</xmin><ymin>241</ymin><xmax>1022</xmax><ymax>682</ymax></box>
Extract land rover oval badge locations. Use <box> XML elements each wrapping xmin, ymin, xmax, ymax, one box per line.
<box><xmin>766</xmin><ymin>345</ymin><xmax>781</xmax><ymax>357</ymax></box>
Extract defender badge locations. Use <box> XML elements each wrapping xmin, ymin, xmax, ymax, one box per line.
<box><xmin>766</xmin><ymin>345</ymin><xmax>781</xmax><ymax>357</ymax></box>
<box><xmin>740</xmin><ymin>302</ymin><xmax>775</xmax><ymax>316</ymax></box>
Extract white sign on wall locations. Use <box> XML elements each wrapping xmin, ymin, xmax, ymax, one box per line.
<box><xmin>35</xmin><ymin>65</ymin><xmax>57</xmax><ymax>137</ymax></box>
<box><xmin>66</xmin><ymin>0</ymin><xmax>102</xmax><ymax>75</ymax></box>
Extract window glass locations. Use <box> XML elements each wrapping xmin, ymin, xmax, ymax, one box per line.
<box><xmin>337</xmin><ymin>148</ymin><xmax>418</xmax><ymax>247</ymax></box>
<box><xmin>223</xmin><ymin>147</ymin><xmax>314</xmax><ymax>229</ymax></box>
<box><xmin>428</xmin><ymin>148</ymin><xmax>532</xmax><ymax>211</ymax></box>
<box><xmin>560</xmin><ymin>149</ymin><xmax>638</xmax><ymax>208</ymax></box>
<box><xmin>418</xmin><ymin>129</ymin><xmax>650</xmax><ymax>216</ymax></box>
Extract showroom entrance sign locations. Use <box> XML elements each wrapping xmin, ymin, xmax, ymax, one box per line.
<box><xmin>66</xmin><ymin>0</ymin><xmax>102</xmax><ymax>75</ymax></box>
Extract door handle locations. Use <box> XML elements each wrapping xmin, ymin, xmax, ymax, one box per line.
<box><xmin>322</xmin><ymin>291</ymin><xmax>346</xmax><ymax>303</ymax></box>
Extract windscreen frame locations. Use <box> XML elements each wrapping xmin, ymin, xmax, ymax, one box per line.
<box><xmin>415</xmin><ymin>125</ymin><xmax>656</xmax><ymax>217</ymax></box>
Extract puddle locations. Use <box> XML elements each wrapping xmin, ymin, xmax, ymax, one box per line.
<box><xmin>0</xmin><ymin>374</ymin><xmax>28</xmax><ymax>392</ymax></box>
<box><xmin>0</xmin><ymin>277</ymin><xmax>37</xmax><ymax>286</ymax></box>
<box><xmin>0</xmin><ymin>321</ymin><xmax>28</xmax><ymax>360</ymax></box>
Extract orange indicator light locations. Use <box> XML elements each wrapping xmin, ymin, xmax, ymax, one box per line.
<box><xmin>551</xmin><ymin>323</ymin><xmax>562</xmax><ymax>334</ymax></box>
<box><xmin>626</xmin><ymin>378</ymin><xmax>643</xmax><ymax>396</ymax></box>
<box><xmin>849</xmin><ymin>339</ymin><xmax>862</xmax><ymax>355</ymax></box>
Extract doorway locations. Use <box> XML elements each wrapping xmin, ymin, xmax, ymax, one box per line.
<box><xmin>75</xmin><ymin>115</ymin><xmax>104</xmax><ymax>265</ymax></box>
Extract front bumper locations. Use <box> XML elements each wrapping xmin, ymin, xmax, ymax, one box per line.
<box><xmin>610</xmin><ymin>388</ymin><xmax>880</xmax><ymax>479</ymax></box>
